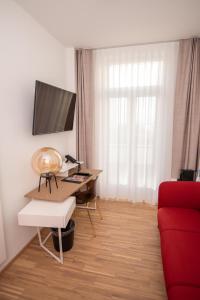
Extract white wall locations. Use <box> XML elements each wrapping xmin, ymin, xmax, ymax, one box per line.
<box><xmin>0</xmin><ymin>0</ymin><xmax>76</xmax><ymax>270</ymax></box>
<box><xmin>0</xmin><ymin>202</ymin><xmax>6</xmax><ymax>265</ymax></box>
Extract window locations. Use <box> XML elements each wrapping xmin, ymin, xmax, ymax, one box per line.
<box><xmin>93</xmin><ymin>42</ymin><xmax>178</xmax><ymax>203</ymax></box>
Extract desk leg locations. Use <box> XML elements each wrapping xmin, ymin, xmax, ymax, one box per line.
<box><xmin>58</xmin><ymin>228</ymin><xmax>63</xmax><ymax>264</ymax></box>
<box><xmin>37</xmin><ymin>227</ymin><xmax>42</xmax><ymax>245</ymax></box>
<box><xmin>37</xmin><ymin>227</ymin><xmax>64</xmax><ymax>264</ymax></box>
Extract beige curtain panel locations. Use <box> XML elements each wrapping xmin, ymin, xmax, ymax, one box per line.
<box><xmin>76</xmin><ymin>49</ymin><xmax>93</xmax><ymax>168</ymax></box>
<box><xmin>172</xmin><ymin>38</ymin><xmax>200</xmax><ymax>178</ymax></box>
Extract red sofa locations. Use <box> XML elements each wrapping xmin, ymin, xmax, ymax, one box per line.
<box><xmin>158</xmin><ymin>181</ymin><xmax>200</xmax><ymax>300</ymax></box>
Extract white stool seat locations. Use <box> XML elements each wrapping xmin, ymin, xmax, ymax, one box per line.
<box><xmin>18</xmin><ymin>196</ymin><xmax>76</xmax><ymax>228</ymax></box>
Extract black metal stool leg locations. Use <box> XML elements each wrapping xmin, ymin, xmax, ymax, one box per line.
<box><xmin>38</xmin><ymin>175</ymin><xmax>42</xmax><ymax>192</ymax></box>
<box><xmin>48</xmin><ymin>177</ymin><xmax>51</xmax><ymax>194</ymax></box>
<box><xmin>54</xmin><ymin>175</ymin><xmax>58</xmax><ymax>189</ymax></box>
<box><xmin>38</xmin><ymin>172</ymin><xmax>58</xmax><ymax>194</ymax></box>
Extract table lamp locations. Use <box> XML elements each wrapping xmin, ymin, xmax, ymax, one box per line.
<box><xmin>32</xmin><ymin>147</ymin><xmax>62</xmax><ymax>193</ymax></box>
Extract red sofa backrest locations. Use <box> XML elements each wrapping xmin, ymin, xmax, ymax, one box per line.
<box><xmin>158</xmin><ymin>181</ymin><xmax>200</xmax><ymax>209</ymax></box>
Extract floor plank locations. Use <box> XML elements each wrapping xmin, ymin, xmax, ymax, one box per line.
<box><xmin>0</xmin><ymin>200</ymin><xmax>167</xmax><ymax>300</ymax></box>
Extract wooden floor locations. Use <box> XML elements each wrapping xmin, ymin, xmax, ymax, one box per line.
<box><xmin>0</xmin><ymin>200</ymin><xmax>167</xmax><ymax>300</ymax></box>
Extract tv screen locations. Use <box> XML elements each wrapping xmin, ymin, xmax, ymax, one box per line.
<box><xmin>32</xmin><ymin>81</ymin><xmax>76</xmax><ymax>135</ymax></box>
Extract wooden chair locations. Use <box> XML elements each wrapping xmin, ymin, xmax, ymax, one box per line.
<box><xmin>75</xmin><ymin>179</ymin><xmax>102</xmax><ymax>236</ymax></box>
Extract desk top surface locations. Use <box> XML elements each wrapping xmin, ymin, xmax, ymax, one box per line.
<box><xmin>24</xmin><ymin>169</ymin><xmax>102</xmax><ymax>202</ymax></box>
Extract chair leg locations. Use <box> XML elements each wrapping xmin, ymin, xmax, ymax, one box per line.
<box><xmin>96</xmin><ymin>197</ymin><xmax>103</xmax><ymax>220</ymax></box>
<box><xmin>87</xmin><ymin>209</ymin><xmax>96</xmax><ymax>237</ymax></box>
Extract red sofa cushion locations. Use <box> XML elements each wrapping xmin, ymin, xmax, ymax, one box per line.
<box><xmin>158</xmin><ymin>181</ymin><xmax>200</xmax><ymax>209</ymax></box>
<box><xmin>160</xmin><ymin>230</ymin><xmax>200</xmax><ymax>288</ymax></box>
<box><xmin>168</xmin><ymin>286</ymin><xmax>200</xmax><ymax>300</ymax></box>
<box><xmin>158</xmin><ymin>207</ymin><xmax>200</xmax><ymax>233</ymax></box>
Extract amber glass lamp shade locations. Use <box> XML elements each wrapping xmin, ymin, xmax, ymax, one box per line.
<box><xmin>31</xmin><ymin>147</ymin><xmax>62</xmax><ymax>175</ymax></box>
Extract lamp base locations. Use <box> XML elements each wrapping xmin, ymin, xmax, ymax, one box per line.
<box><xmin>38</xmin><ymin>172</ymin><xmax>58</xmax><ymax>194</ymax></box>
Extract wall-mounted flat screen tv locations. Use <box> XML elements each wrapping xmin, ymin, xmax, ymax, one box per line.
<box><xmin>32</xmin><ymin>81</ymin><xmax>76</xmax><ymax>135</ymax></box>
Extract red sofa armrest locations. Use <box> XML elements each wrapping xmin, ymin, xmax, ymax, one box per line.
<box><xmin>158</xmin><ymin>181</ymin><xmax>200</xmax><ymax>209</ymax></box>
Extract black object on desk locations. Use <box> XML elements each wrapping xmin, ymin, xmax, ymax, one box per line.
<box><xmin>61</xmin><ymin>178</ymin><xmax>82</xmax><ymax>184</ymax></box>
<box><xmin>61</xmin><ymin>172</ymin><xmax>92</xmax><ymax>184</ymax></box>
<box><xmin>76</xmin><ymin>172</ymin><xmax>92</xmax><ymax>176</ymax></box>
<box><xmin>65</xmin><ymin>154</ymin><xmax>81</xmax><ymax>172</ymax></box>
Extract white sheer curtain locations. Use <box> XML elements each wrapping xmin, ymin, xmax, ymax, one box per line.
<box><xmin>93</xmin><ymin>42</ymin><xmax>179</xmax><ymax>204</ymax></box>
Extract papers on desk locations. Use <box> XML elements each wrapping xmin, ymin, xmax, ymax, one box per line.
<box><xmin>62</xmin><ymin>173</ymin><xmax>91</xmax><ymax>184</ymax></box>
<box><xmin>57</xmin><ymin>161</ymin><xmax>84</xmax><ymax>177</ymax></box>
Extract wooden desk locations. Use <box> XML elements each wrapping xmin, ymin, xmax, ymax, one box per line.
<box><xmin>22</xmin><ymin>169</ymin><xmax>102</xmax><ymax>263</ymax></box>
<box><xmin>24</xmin><ymin>169</ymin><xmax>102</xmax><ymax>202</ymax></box>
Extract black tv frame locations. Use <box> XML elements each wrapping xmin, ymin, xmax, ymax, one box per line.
<box><xmin>32</xmin><ymin>80</ymin><xmax>76</xmax><ymax>136</ymax></box>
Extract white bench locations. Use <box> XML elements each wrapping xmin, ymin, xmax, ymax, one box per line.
<box><xmin>18</xmin><ymin>196</ymin><xmax>76</xmax><ymax>264</ymax></box>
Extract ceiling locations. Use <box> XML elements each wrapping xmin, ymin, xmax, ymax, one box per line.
<box><xmin>15</xmin><ymin>0</ymin><xmax>200</xmax><ymax>49</ymax></box>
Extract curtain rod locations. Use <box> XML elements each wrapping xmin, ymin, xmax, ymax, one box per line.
<box><xmin>91</xmin><ymin>39</ymin><xmax>179</xmax><ymax>51</ymax></box>
<box><xmin>76</xmin><ymin>36</ymin><xmax>199</xmax><ymax>51</ymax></box>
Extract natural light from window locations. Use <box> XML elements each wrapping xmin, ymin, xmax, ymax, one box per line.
<box><xmin>109</xmin><ymin>61</ymin><xmax>163</xmax><ymax>88</ymax></box>
<box><xmin>107</xmin><ymin>61</ymin><xmax>162</xmax><ymax>188</ymax></box>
